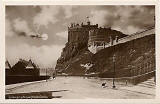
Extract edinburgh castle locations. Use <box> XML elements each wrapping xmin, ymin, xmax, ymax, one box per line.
<box><xmin>55</xmin><ymin>20</ymin><xmax>155</xmax><ymax>84</ymax></box>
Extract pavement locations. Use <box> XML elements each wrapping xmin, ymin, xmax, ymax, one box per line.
<box><xmin>5</xmin><ymin>76</ymin><xmax>155</xmax><ymax>99</ymax></box>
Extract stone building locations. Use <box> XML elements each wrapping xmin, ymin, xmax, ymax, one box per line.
<box><xmin>68</xmin><ymin>21</ymin><xmax>98</xmax><ymax>43</ymax></box>
<box><xmin>88</xmin><ymin>27</ymin><xmax>127</xmax><ymax>54</ymax></box>
<box><xmin>59</xmin><ymin>21</ymin><xmax>98</xmax><ymax>62</ymax></box>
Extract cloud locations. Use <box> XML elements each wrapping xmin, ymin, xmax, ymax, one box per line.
<box><xmin>13</xmin><ymin>18</ymin><xmax>34</xmax><ymax>36</ymax></box>
<box><xmin>62</xmin><ymin>6</ymin><xmax>73</xmax><ymax>19</ymax></box>
<box><xmin>56</xmin><ymin>31</ymin><xmax>68</xmax><ymax>39</ymax></box>
<box><xmin>33</xmin><ymin>6</ymin><xmax>74</xmax><ymax>28</ymax></box>
<box><xmin>6</xmin><ymin>44</ymin><xmax>64</xmax><ymax>68</ymax></box>
<box><xmin>90</xmin><ymin>6</ymin><xmax>155</xmax><ymax>34</ymax></box>
<box><xmin>90</xmin><ymin>10</ymin><xmax>108</xmax><ymax>27</ymax></box>
<box><xmin>5</xmin><ymin>18</ymin><xmax>15</xmax><ymax>37</ymax></box>
<box><xmin>33</xmin><ymin>6</ymin><xmax>60</xmax><ymax>27</ymax></box>
<box><xmin>113</xmin><ymin>25</ymin><xmax>142</xmax><ymax>35</ymax></box>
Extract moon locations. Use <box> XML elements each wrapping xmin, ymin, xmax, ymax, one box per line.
<box><xmin>41</xmin><ymin>33</ymin><xmax>48</xmax><ymax>40</ymax></box>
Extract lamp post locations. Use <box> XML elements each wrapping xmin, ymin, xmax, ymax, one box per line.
<box><xmin>46</xmin><ymin>68</ymin><xmax>48</xmax><ymax>82</ymax></box>
<box><xmin>112</xmin><ymin>54</ymin><xmax>116</xmax><ymax>88</ymax></box>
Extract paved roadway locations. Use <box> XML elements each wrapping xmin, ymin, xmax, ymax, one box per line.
<box><xmin>6</xmin><ymin>76</ymin><xmax>155</xmax><ymax>99</ymax></box>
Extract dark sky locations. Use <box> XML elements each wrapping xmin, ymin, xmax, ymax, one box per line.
<box><xmin>6</xmin><ymin>5</ymin><xmax>155</xmax><ymax>68</ymax></box>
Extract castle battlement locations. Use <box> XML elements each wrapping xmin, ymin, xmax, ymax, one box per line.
<box><xmin>68</xmin><ymin>22</ymin><xmax>98</xmax><ymax>30</ymax></box>
<box><xmin>89</xmin><ymin>27</ymin><xmax>111</xmax><ymax>34</ymax></box>
<box><xmin>67</xmin><ymin>21</ymin><xmax>98</xmax><ymax>43</ymax></box>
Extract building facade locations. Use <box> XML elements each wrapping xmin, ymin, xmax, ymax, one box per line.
<box><xmin>88</xmin><ymin>27</ymin><xmax>127</xmax><ymax>54</ymax></box>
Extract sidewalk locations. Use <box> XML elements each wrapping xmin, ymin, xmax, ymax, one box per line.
<box><xmin>120</xmin><ymin>78</ymin><xmax>155</xmax><ymax>97</ymax></box>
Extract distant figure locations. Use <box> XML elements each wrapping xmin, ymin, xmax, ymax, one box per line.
<box><xmin>53</xmin><ymin>72</ymin><xmax>56</xmax><ymax>79</ymax></box>
<box><xmin>102</xmin><ymin>82</ymin><xmax>106</xmax><ymax>88</ymax></box>
<box><xmin>49</xmin><ymin>76</ymin><xmax>53</xmax><ymax>80</ymax></box>
<box><xmin>125</xmin><ymin>80</ymin><xmax>128</xmax><ymax>85</ymax></box>
<box><xmin>52</xmin><ymin>75</ymin><xmax>56</xmax><ymax>79</ymax></box>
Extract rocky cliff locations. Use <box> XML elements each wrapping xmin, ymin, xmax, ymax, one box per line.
<box><xmin>55</xmin><ymin>40</ymin><xmax>93</xmax><ymax>75</ymax></box>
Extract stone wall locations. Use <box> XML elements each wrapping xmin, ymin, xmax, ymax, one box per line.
<box><xmin>88</xmin><ymin>27</ymin><xmax>126</xmax><ymax>46</ymax></box>
<box><xmin>91</xmin><ymin>33</ymin><xmax>155</xmax><ymax>79</ymax></box>
<box><xmin>88</xmin><ymin>27</ymin><xmax>155</xmax><ymax>54</ymax></box>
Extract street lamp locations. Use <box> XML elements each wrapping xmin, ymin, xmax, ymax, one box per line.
<box><xmin>112</xmin><ymin>54</ymin><xmax>116</xmax><ymax>88</ymax></box>
<box><xmin>46</xmin><ymin>68</ymin><xmax>47</xmax><ymax>82</ymax></box>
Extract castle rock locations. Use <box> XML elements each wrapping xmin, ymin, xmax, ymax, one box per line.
<box><xmin>56</xmin><ymin>21</ymin><xmax>127</xmax><ymax>74</ymax></box>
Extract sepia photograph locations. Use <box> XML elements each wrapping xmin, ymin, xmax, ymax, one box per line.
<box><xmin>5</xmin><ymin>5</ymin><xmax>155</xmax><ymax>99</ymax></box>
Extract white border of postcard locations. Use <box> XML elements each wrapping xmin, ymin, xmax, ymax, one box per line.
<box><xmin>0</xmin><ymin>0</ymin><xmax>160</xmax><ymax>103</ymax></box>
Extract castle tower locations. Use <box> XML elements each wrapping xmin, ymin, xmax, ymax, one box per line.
<box><xmin>68</xmin><ymin>21</ymin><xmax>98</xmax><ymax>44</ymax></box>
<box><xmin>60</xmin><ymin>21</ymin><xmax>98</xmax><ymax>61</ymax></box>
